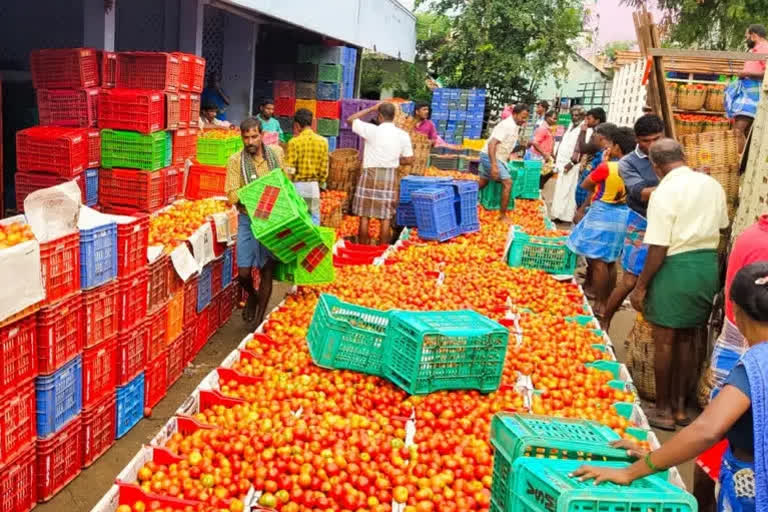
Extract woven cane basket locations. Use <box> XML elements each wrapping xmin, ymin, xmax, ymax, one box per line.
<box><xmin>704</xmin><ymin>86</ymin><xmax>726</xmax><ymax>112</ymax></box>
<box><xmin>677</xmin><ymin>86</ymin><xmax>707</xmax><ymax>111</ymax></box>
<box><xmin>328</xmin><ymin>149</ymin><xmax>361</xmax><ymax>212</ymax></box>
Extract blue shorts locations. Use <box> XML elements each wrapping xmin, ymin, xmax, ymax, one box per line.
<box><xmin>479</xmin><ymin>153</ymin><xmax>512</xmax><ymax>180</ymax></box>
<box><xmin>237</xmin><ymin>213</ymin><xmax>273</xmax><ymax>269</ymax></box>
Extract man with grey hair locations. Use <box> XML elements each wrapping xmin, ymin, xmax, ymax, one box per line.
<box><xmin>629</xmin><ymin>138</ymin><xmax>729</xmax><ymax>430</ymax></box>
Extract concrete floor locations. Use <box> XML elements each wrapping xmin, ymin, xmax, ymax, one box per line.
<box><xmin>49</xmin><ymin>183</ymin><xmax>694</xmax><ymax>509</ymax></box>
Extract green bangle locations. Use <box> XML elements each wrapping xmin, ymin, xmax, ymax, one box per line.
<box><xmin>644</xmin><ymin>452</ymin><xmax>659</xmax><ymax>472</ymax></box>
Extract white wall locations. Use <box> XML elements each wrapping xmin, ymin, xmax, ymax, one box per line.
<box><xmin>536</xmin><ymin>55</ymin><xmax>610</xmax><ymax>103</ymax></box>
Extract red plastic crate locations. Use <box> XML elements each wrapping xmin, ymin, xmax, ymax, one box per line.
<box><xmin>98</xmin><ymin>89</ymin><xmax>166</xmax><ymax>134</ymax></box>
<box><xmin>185</xmin><ymin>164</ymin><xmax>226</xmax><ymax>199</ymax></box>
<box><xmin>148</xmin><ymin>255</ymin><xmax>171</xmax><ymax>314</ymax></box>
<box><xmin>117</xmin><ymin>268</ymin><xmax>148</xmax><ymax>331</ymax></box>
<box><xmin>116</xmin><ymin>321</ymin><xmax>148</xmax><ymax>386</ymax></box>
<box><xmin>0</xmin><ymin>381</ymin><xmax>36</xmax><ymax>466</ymax></box>
<box><xmin>15</xmin><ymin>170</ymin><xmax>87</xmax><ymax>213</ymax></box>
<box><xmin>36</xmin><ymin>415</ymin><xmax>82</xmax><ymax>502</ymax></box>
<box><xmin>164</xmin><ymin>166</ymin><xmax>182</xmax><ymax>205</ymax></box>
<box><xmin>188</xmin><ymin>94</ymin><xmax>201</xmax><ymax>128</ymax></box>
<box><xmin>0</xmin><ymin>443</ymin><xmax>36</xmax><ymax>511</ymax></box>
<box><xmin>274</xmin><ymin>97</ymin><xmax>296</xmax><ymax>117</ymax></box>
<box><xmin>99</xmin><ymin>168</ymin><xmax>165</xmax><ymax>213</ymax></box>
<box><xmin>39</xmin><ymin>232</ymin><xmax>81</xmax><ymax>306</ymax></box>
<box><xmin>316</xmin><ymin>100</ymin><xmax>341</xmax><ymax>119</ymax></box>
<box><xmin>116</xmin><ymin>52</ymin><xmax>180</xmax><ymax>92</ymax></box>
<box><xmin>178</xmin><ymin>92</ymin><xmax>190</xmax><ymax>128</ymax></box>
<box><xmin>167</xmin><ymin>333</ymin><xmax>186</xmax><ymax>387</ymax></box>
<box><xmin>193</xmin><ymin>306</ymin><xmax>211</xmax><ymax>357</ymax></box>
<box><xmin>82</xmin><ymin>336</ymin><xmax>117</xmax><ymax>408</ymax></box>
<box><xmin>86</xmin><ymin>128</ymin><xmax>100</xmax><ymax>168</ymax></box>
<box><xmin>211</xmin><ymin>258</ymin><xmax>223</xmax><ymax>297</ymax></box>
<box><xmin>82</xmin><ymin>280</ymin><xmax>119</xmax><ymax>349</ymax></box>
<box><xmin>181</xmin><ymin>324</ymin><xmax>196</xmax><ymax>365</ymax></box>
<box><xmin>182</xmin><ymin>276</ymin><xmax>198</xmax><ymax>328</ymax></box>
<box><xmin>31</xmin><ymin>48</ymin><xmax>99</xmax><ymax>89</ymax></box>
<box><xmin>218</xmin><ymin>285</ymin><xmax>237</xmax><ymax>327</ymax></box>
<box><xmin>172</xmin><ymin>128</ymin><xmax>196</xmax><ymax>164</ymax></box>
<box><xmin>144</xmin><ymin>349</ymin><xmax>168</xmax><ymax>413</ymax></box>
<box><xmin>81</xmin><ymin>392</ymin><xmax>115</xmax><ymax>468</ymax></box>
<box><xmin>37</xmin><ymin>88</ymin><xmax>100</xmax><ymax>128</ymax></box>
<box><xmin>100</xmin><ymin>50</ymin><xmax>117</xmax><ymax>88</ymax></box>
<box><xmin>165</xmin><ymin>92</ymin><xmax>180</xmax><ymax>130</ymax></box>
<box><xmin>166</xmin><ymin>292</ymin><xmax>184</xmax><ymax>344</ymax></box>
<box><xmin>146</xmin><ymin>305</ymin><xmax>168</xmax><ymax>361</ymax></box>
<box><xmin>116</xmin><ymin>215</ymin><xmax>149</xmax><ymax>277</ymax></box>
<box><xmin>37</xmin><ymin>291</ymin><xmax>83</xmax><ymax>375</ymax></box>
<box><xmin>16</xmin><ymin>126</ymin><xmax>88</xmax><ymax>177</ymax></box>
<box><xmin>177</xmin><ymin>53</ymin><xmax>206</xmax><ymax>93</ymax></box>
<box><xmin>0</xmin><ymin>315</ymin><xmax>37</xmax><ymax>391</ymax></box>
<box><xmin>273</xmin><ymin>80</ymin><xmax>296</xmax><ymax>98</ymax></box>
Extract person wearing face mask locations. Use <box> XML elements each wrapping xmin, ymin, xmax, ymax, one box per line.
<box><xmin>725</xmin><ymin>24</ymin><xmax>768</xmax><ymax>139</ymax></box>
<box><xmin>225</xmin><ymin>118</ymin><xmax>284</xmax><ymax>328</ymax></box>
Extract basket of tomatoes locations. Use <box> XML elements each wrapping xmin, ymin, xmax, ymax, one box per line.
<box><xmin>677</xmin><ymin>83</ymin><xmax>707</xmax><ymax>111</ymax></box>
<box><xmin>705</xmin><ymin>84</ymin><xmax>726</xmax><ymax>112</ymax></box>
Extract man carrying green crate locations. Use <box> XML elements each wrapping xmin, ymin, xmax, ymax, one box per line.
<box><xmin>479</xmin><ymin>103</ymin><xmax>529</xmax><ymax>222</ymax></box>
<box><xmin>225</xmin><ymin>118</ymin><xmax>284</xmax><ymax>326</ymax></box>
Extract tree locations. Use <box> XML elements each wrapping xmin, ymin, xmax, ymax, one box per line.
<box><xmin>623</xmin><ymin>0</ymin><xmax>768</xmax><ymax>50</ymax></box>
<box><xmin>603</xmin><ymin>40</ymin><xmax>634</xmax><ymax>60</ymax></box>
<box><xmin>415</xmin><ymin>0</ymin><xmax>585</xmax><ymax>112</ymax></box>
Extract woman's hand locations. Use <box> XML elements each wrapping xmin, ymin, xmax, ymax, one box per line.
<box><xmin>570</xmin><ymin>466</ymin><xmax>635</xmax><ymax>485</ymax></box>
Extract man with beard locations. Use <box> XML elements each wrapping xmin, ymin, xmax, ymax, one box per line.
<box><xmin>225</xmin><ymin>118</ymin><xmax>284</xmax><ymax>327</ymax></box>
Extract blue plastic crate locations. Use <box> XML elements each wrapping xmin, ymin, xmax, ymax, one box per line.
<box><xmin>317</xmin><ymin>81</ymin><xmax>341</xmax><ymax>101</ymax></box>
<box><xmin>453</xmin><ymin>180</ymin><xmax>479</xmax><ymax>233</ymax></box>
<box><xmin>412</xmin><ymin>187</ymin><xmax>460</xmax><ymax>242</ymax></box>
<box><xmin>325</xmin><ymin>136</ymin><xmax>337</xmax><ymax>152</ymax></box>
<box><xmin>432</xmin><ymin>111</ymin><xmax>448</xmax><ymax>121</ymax></box>
<box><xmin>80</xmin><ymin>222</ymin><xmax>118</xmax><ymax>289</ymax></box>
<box><xmin>197</xmin><ymin>264</ymin><xmax>212</xmax><ymax>312</ymax></box>
<box><xmin>85</xmin><ymin>168</ymin><xmax>98</xmax><ymax>206</ymax></box>
<box><xmin>343</xmin><ymin>47</ymin><xmax>358</xmax><ymax>65</ymax></box>
<box><xmin>399</xmin><ymin>175</ymin><xmax>453</xmax><ymax>203</ymax></box>
<box><xmin>448</xmin><ymin>90</ymin><xmax>460</xmax><ymax>100</ymax></box>
<box><xmin>222</xmin><ymin>247</ymin><xmax>233</xmax><ymax>288</ymax></box>
<box><xmin>36</xmin><ymin>355</ymin><xmax>82</xmax><ymax>438</ymax></box>
<box><xmin>400</xmin><ymin>102</ymin><xmax>414</xmax><ymax>115</ymax></box>
<box><xmin>116</xmin><ymin>372</ymin><xmax>144</xmax><ymax>438</ymax></box>
<box><xmin>396</xmin><ymin>202</ymin><xmax>417</xmax><ymax>227</ymax></box>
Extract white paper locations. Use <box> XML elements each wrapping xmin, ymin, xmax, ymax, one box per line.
<box><xmin>170</xmin><ymin>243</ymin><xmax>200</xmax><ymax>281</ymax></box>
<box><xmin>187</xmin><ymin>222</ymin><xmax>215</xmax><ymax>268</ymax></box>
<box><xmin>77</xmin><ymin>205</ymin><xmax>115</xmax><ymax>230</ymax></box>
<box><xmin>211</xmin><ymin>212</ymin><xmax>230</xmax><ymax>243</ymax></box>
<box><xmin>0</xmin><ymin>239</ymin><xmax>44</xmax><ymax>322</ymax></box>
<box><xmin>147</xmin><ymin>245</ymin><xmax>164</xmax><ymax>263</ymax></box>
<box><xmin>24</xmin><ymin>181</ymin><xmax>81</xmax><ymax>243</ymax></box>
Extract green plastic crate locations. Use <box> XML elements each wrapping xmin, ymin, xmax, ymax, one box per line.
<box><xmin>480</xmin><ymin>180</ymin><xmax>515</xmax><ymax>211</ymax></box>
<box><xmin>490</xmin><ymin>412</ymin><xmax>628</xmax><ymax>512</ymax></box>
<box><xmin>511</xmin><ymin>161</ymin><xmax>542</xmax><ymax>200</ymax></box>
<box><xmin>196</xmin><ymin>135</ymin><xmax>243</xmax><ymax>166</ymax></box>
<box><xmin>317</xmin><ymin>118</ymin><xmax>340</xmax><ymax>137</ymax></box>
<box><xmin>318</xmin><ymin>64</ymin><xmax>343</xmax><ymax>83</ymax></box>
<box><xmin>280</xmin><ymin>132</ymin><xmax>293</xmax><ymax>144</ymax></box>
<box><xmin>507</xmin><ymin>227</ymin><xmax>577</xmax><ymax>275</ymax></box>
<box><xmin>492</xmin><ymin>458</ymin><xmax>695</xmax><ymax>512</ymax></box>
<box><xmin>276</xmin><ymin>226</ymin><xmax>336</xmax><ymax>285</ymax></box>
<box><xmin>307</xmin><ymin>294</ymin><xmax>391</xmax><ymax>376</ymax></box>
<box><xmin>237</xmin><ymin>169</ymin><xmax>322</xmax><ymax>263</ymax></box>
<box><xmin>383</xmin><ymin>310</ymin><xmax>508</xmax><ymax>395</ymax></box>
<box><xmin>101</xmin><ymin>129</ymin><xmax>170</xmax><ymax>170</ymax></box>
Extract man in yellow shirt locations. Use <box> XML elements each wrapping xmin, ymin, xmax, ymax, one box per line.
<box><xmin>225</xmin><ymin>117</ymin><xmax>284</xmax><ymax>327</ymax></box>
<box><xmin>284</xmin><ymin>109</ymin><xmax>329</xmax><ymax>225</ymax></box>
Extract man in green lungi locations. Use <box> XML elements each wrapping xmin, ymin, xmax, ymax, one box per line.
<box><xmin>630</xmin><ymin>139</ymin><xmax>729</xmax><ymax>431</ymax></box>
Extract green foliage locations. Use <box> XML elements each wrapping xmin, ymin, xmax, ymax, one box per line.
<box><xmin>623</xmin><ymin>0</ymin><xmax>768</xmax><ymax>50</ymax></box>
<box><xmin>360</xmin><ymin>59</ymin><xmax>432</xmax><ymax>103</ymax></box>
<box><xmin>414</xmin><ymin>0</ymin><xmax>585</xmax><ymax>112</ymax></box>
<box><xmin>603</xmin><ymin>40</ymin><xmax>634</xmax><ymax>60</ymax></box>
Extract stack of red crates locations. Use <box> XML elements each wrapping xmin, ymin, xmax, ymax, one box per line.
<box><xmin>16</xmin><ymin>48</ymin><xmax>103</xmax><ymax>211</ymax></box>
<box><xmin>98</xmin><ymin>51</ymin><xmax>204</xmax><ymax>216</ymax></box>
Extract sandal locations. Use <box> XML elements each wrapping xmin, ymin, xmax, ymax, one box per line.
<box><xmin>647</xmin><ymin>409</ymin><xmax>676</xmax><ymax>431</ymax></box>
<box><xmin>241</xmin><ymin>293</ymin><xmax>257</xmax><ymax>323</ymax></box>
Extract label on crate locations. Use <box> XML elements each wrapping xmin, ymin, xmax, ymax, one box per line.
<box><xmin>188</xmin><ymin>222</ymin><xmax>216</xmax><ymax>268</ymax></box>
<box><xmin>170</xmin><ymin>243</ymin><xmax>200</xmax><ymax>281</ymax></box>
<box><xmin>24</xmin><ymin>181</ymin><xmax>81</xmax><ymax>243</ymax></box>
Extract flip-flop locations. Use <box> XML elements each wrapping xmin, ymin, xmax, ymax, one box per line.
<box><xmin>647</xmin><ymin>410</ymin><xmax>676</xmax><ymax>431</ymax></box>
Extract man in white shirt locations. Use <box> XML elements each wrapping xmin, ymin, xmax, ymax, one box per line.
<box><xmin>479</xmin><ymin>103</ymin><xmax>530</xmax><ymax>221</ymax></box>
<box><xmin>630</xmin><ymin>138</ymin><xmax>729</xmax><ymax>431</ymax></box>
<box><xmin>346</xmin><ymin>102</ymin><xmax>413</xmax><ymax>244</ymax></box>
<box><xmin>200</xmin><ymin>102</ymin><xmax>231</xmax><ymax>132</ymax></box>
<box><xmin>550</xmin><ymin>106</ymin><xmax>585</xmax><ymax>222</ymax></box>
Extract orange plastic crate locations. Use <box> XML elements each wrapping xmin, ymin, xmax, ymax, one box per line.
<box><xmin>166</xmin><ymin>292</ymin><xmax>184</xmax><ymax>344</ymax></box>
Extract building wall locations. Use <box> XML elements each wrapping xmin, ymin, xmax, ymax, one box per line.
<box><xmin>536</xmin><ymin>55</ymin><xmax>609</xmax><ymax>103</ymax></box>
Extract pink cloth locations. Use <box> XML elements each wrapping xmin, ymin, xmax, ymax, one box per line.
<box><xmin>414</xmin><ymin>119</ymin><xmax>438</xmax><ymax>141</ymax></box>
<box><xmin>725</xmin><ymin>214</ymin><xmax>768</xmax><ymax>322</ymax></box>
<box><xmin>530</xmin><ymin>124</ymin><xmax>554</xmax><ymax>158</ymax></box>
<box><xmin>743</xmin><ymin>40</ymin><xmax>768</xmax><ymax>75</ymax></box>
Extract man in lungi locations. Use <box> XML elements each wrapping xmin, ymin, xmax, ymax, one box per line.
<box><xmin>346</xmin><ymin>102</ymin><xmax>413</xmax><ymax>244</ymax></box>
<box><xmin>726</xmin><ymin>24</ymin><xmax>768</xmax><ymax>138</ymax></box>
<box><xmin>602</xmin><ymin>114</ymin><xmax>664</xmax><ymax>328</ymax></box>
<box><xmin>479</xmin><ymin>103</ymin><xmax>530</xmax><ymax>222</ymax></box>
<box><xmin>225</xmin><ymin>118</ymin><xmax>284</xmax><ymax>327</ymax></box>
<box><xmin>284</xmin><ymin>108</ymin><xmax>328</xmax><ymax>225</ymax></box>
<box><xmin>630</xmin><ymin>139</ymin><xmax>729</xmax><ymax>430</ymax></box>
